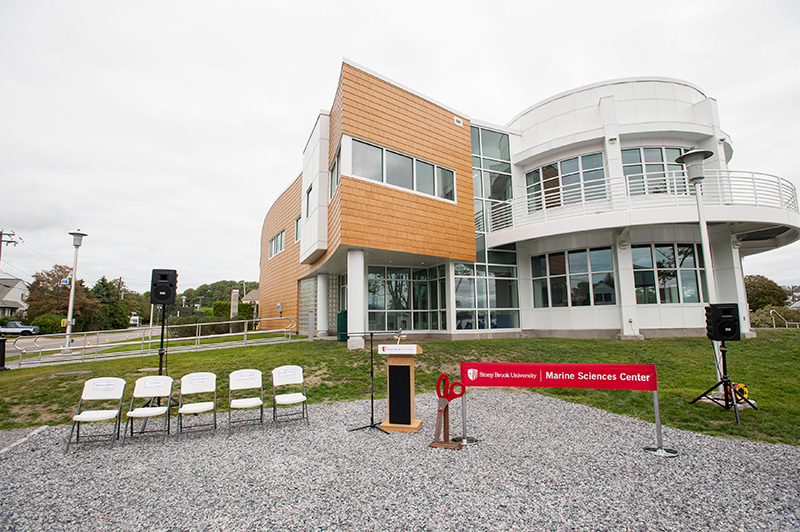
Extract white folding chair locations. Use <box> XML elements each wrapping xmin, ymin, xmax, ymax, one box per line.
<box><xmin>122</xmin><ymin>376</ymin><xmax>174</xmax><ymax>444</ymax></box>
<box><xmin>228</xmin><ymin>369</ymin><xmax>264</xmax><ymax>433</ymax></box>
<box><xmin>272</xmin><ymin>365</ymin><xmax>308</xmax><ymax>424</ymax></box>
<box><xmin>178</xmin><ymin>372</ymin><xmax>217</xmax><ymax>434</ymax></box>
<box><xmin>65</xmin><ymin>377</ymin><xmax>126</xmax><ymax>451</ymax></box>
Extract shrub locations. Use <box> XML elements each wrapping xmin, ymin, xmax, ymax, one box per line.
<box><xmin>30</xmin><ymin>314</ymin><xmax>65</xmax><ymax>334</ymax></box>
<box><xmin>750</xmin><ymin>305</ymin><xmax>800</xmax><ymax>328</ymax></box>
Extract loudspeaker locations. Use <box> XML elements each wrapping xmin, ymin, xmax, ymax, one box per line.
<box><xmin>150</xmin><ymin>269</ymin><xmax>177</xmax><ymax>305</ymax></box>
<box><xmin>705</xmin><ymin>303</ymin><xmax>740</xmax><ymax>341</ymax></box>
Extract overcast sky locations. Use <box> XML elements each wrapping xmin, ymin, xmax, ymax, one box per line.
<box><xmin>1</xmin><ymin>0</ymin><xmax>799</xmax><ymax>293</ymax></box>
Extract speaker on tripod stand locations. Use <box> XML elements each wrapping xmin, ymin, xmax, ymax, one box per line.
<box><xmin>151</xmin><ymin>269</ymin><xmax>177</xmax><ymax>377</ymax></box>
<box><xmin>705</xmin><ymin>303</ymin><xmax>740</xmax><ymax>342</ymax></box>
<box><xmin>150</xmin><ymin>269</ymin><xmax>177</xmax><ymax>306</ymax></box>
<box><xmin>691</xmin><ymin>303</ymin><xmax>757</xmax><ymax>424</ymax></box>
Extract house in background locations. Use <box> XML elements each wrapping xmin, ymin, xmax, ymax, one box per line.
<box><xmin>241</xmin><ymin>289</ymin><xmax>259</xmax><ymax>319</ymax></box>
<box><xmin>0</xmin><ymin>278</ymin><xmax>29</xmax><ymax>317</ymax></box>
<box><xmin>259</xmin><ymin>60</ymin><xmax>800</xmax><ymax>349</ymax></box>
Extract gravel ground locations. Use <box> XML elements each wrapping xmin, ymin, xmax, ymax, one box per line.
<box><xmin>0</xmin><ymin>389</ymin><xmax>798</xmax><ymax>532</ymax></box>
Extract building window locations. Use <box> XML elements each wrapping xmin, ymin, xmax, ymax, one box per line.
<box><xmin>305</xmin><ymin>185</ymin><xmax>313</xmax><ymax>219</ymax></box>
<box><xmin>454</xmin><ymin>246</ymin><xmax>520</xmax><ymax>330</ymax></box>
<box><xmin>525</xmin><ymin>153</ymin><xmax>606</xmax><ymax>213</ymax></box>
<box><xmin>472</xmin><ymin>126</ymin><xmax>512</xmax><ymax>231</ymax></box>
<box><xmin>531</xmin><ymin>247</ymin><xmax>616</xmax><ymax>308</ymax></box>
<box><xmin>386</xmin><ymin>150</ymin><xmax>413</xmax><ymax>190</ymax></box>
<box><xmin>622</xmin><ymin>147</ymin><xmax>687</xmax><ymax>196</ymax></box>
<box><xmin>437</xmin><ymin>167</ymin><xmax>455</xmax><ymax>200</ymax></box>
<box><xmin>268</xmin><ymin>230</ymin><xmax>285</xmax><ymax>259</ymax></box>
<box><xmin>294</xmin><ymin>217</ymin><xmax>301</xmax><ymax>242</ymax></box>
<box><xmin>632</xmin><ymin>243</ymin><xmax>705</xmax><ymax>304</ymax></box>
<box><xmin>329</xmin><ymin>151</ymin><xmax>340</xmax><ymax>200</ymax></box>
<box><xmin>353</xmin><ymin>140</ymin><xmax>383</xmax><ymax>182</ymax></box>
<box><xmin>368</xmin><ymin>265</ymin><xmax>445</xmax><ymax>331</ymax></box>
<box><xmin>350</xmin><ymin>138</ymin><xmax>455</xmax><ymax>201</ymax></box>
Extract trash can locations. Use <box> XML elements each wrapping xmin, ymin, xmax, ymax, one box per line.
<box><xmin>0</xmin><ymin>335</ymin><xmax>8</xmax><ymax>371</ymax></box>
<box><xmin>337</xmin><ymin>310</ymin><xmax>348</xmax><ymax>341</ymax></box>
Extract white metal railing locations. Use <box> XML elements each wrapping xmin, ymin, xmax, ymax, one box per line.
<box><xmin>485</xmin><ymin>169</ymin><xmax>798</xmax><ymax>233</ymax></box>
<box><xmin>9</xmin><ymin>317</ymin><xmax>299</xmax><ymax>368</ymax></box>
<box><xmin>770</xmin><ymin>309</ymin><xmax>800</xmax><ymax>328</ymax></box>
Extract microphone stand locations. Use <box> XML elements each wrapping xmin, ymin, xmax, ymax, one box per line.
<box><xmin>349</xmin><ymin>331</ymin><xmax>400</xmax><ymax>434</ymax></box>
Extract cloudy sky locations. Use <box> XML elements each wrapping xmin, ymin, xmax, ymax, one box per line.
<box><xmin>1</xmin><ymin>0</ymin><xmax>799</xmax><ymax>293</ymax></box>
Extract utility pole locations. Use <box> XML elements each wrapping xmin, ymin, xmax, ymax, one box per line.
<box><xmin>0</xmin><ymin>230</ymin><xmax>19</xmax><ymax>264</ymax></box>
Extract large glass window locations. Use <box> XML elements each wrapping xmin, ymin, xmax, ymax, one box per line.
<box><xmin>525</xmin><ymin>153</ymin><xmax>606</xmax><ymax>212</ymax></box>
<box><xmin>622</xmin><ymin>147</ymin><xmax>687</xmax><ymax>196</ymax></box>
<box><xmin>532</xmin><ymin>247</ymin><xmax>616</xmax><ymax>308</ymax></box>
<box><xmin>369</xmin><ymin>265</ymin><xmax>445</xmax><ymax>331</ymax></box>
<box><xmin>467</xmin><ymin>126</ymin><xmax>519</xmax><ymax>328</ymax></box>
<box><xmin>351</xmin><ymin>138</ymin><xmax>455</xmax><ymax>201</ymax></box>
<box><xmin>454</xmin><ymin>246</ymin><xmax>520</xmax><ymax>330</ymax></box>
<box><xmin>472</xmin><ymin>126</ymin><xmax>512</xmax><ymax>232</ymax></box>
<box><xmin>632</xmin><ymin>243</ymin><xmax>705</xmax><ymax>304</ymax></box>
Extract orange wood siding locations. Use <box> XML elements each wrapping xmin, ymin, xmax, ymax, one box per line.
<box><xmin>337</xmin><ymin>63</ymin><xmax>475</xmax><ymax>262</ymax></box>
<box><xmin>259</xmin><ymin>176</ymin><xmax>308</xmax><ymax>326</ymax></box>
<box><xmin>260</xmin><ymin>62</ymin><xmax>477</xmax><ymax>324</ymax></box>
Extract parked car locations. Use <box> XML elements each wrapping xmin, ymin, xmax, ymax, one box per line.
<box><xmin>0</xmin><ymin>321</ymin><xmax>40</xmax><ymax>336</ymax></box>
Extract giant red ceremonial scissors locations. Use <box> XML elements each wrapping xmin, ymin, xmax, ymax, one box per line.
<box><xmin>434</xmin><ymin>374</ymin><xmax>465</xmax><ymax>442</ymax></box>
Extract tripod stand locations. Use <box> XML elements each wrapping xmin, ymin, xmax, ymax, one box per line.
<box><xmin>690</xmin><ymin>340</ymin><xmax>758</xmax><ymax>425</ymax></box>
<box><xmin>349</xmin><ymin>332</ymin><xmax>388</xmax><ymax>434</ymax></box>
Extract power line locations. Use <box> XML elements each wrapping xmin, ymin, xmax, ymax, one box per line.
<box><xmin>14</xmin><ymin>233</ymin><xmax>61</xmax><ymax>264</ymax></box>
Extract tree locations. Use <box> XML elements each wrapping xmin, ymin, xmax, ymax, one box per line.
<box><xmin>91</xmin><ymin>276</ymin><xmax>118</xmax><ymax>304</ymax></box>
<box><xmin>26</xmin><ymin>265</ymin><xmax>100</xmax><ymax>330</ymax></box>
<box><xmin>178</xmin><ymin>280</ymin><xmax>258</xmax><ymax>308</ymax></box>
<box><xmin>744</xmin><ymin>274</ymin><xmax>787</xmax><ymax>311</ymax></box>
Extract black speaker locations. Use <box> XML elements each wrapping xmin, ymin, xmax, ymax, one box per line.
<box><xmin>705</xmin><ymin>303</ymin><xmax>740</xmax><ymax>341</ymax></box>
<box><xmin>150</xmin><ymin>269</ymin><xmax>177</xmax><ymax>305</ymax></box>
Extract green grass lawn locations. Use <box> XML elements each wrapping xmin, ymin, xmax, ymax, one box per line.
<box><xmin>1</xmin><ymin>330</ymin><xmax>798</xmax><ymax>445</ymax></box>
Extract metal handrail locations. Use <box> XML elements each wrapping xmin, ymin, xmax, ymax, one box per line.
<box><xmin>485</xmin><ymin>169</ymin><xmax>798</xmax><ymax>233</ymax></box>
<box><xmin>769</xmin><ymin>309</ymin><xmax>800</xmax><ymax>328</ymax></box>
<box><xmin>9</xmin><ymin>316</ymin><xmax>300</xmax><ymax>368</ymax></box>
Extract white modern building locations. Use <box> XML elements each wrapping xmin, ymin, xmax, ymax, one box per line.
<box><xmin>260</xmin><ymin>62</ymin><xmax>800</xmax><ymax>345</ymax></box>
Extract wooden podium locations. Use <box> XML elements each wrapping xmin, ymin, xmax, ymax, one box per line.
<box><xmin>378</xmin><ymin>344</ymin><xmax>422</xmax><ymax>433</ymax></box>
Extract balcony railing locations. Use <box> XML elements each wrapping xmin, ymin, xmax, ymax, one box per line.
<box><xmin>482</xmin><ymin>169</ymin><xmax>798</xmax><ymax>233</ymax></box>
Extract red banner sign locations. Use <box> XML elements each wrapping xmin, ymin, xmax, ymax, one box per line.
<box><xmin>460</xmin><ymin>362</ymin><xmax>657</xmax><ymax>391</ymax></box>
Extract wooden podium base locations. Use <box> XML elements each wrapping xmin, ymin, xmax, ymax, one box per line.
<box><xmin>379</xmin><ymin>418</ymin><xmax>422</xmax><ymax>433</ymax></box>
<box><xmin>428</xmin><ymin>440</ymin><xmax>463</xmax><ymax>450</ymax></box>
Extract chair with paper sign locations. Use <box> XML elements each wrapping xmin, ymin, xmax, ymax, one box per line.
<box><xmin>122</xmin><ymin>375</ymin><xmax>174</xmax><ymax>444</ymax></box>
<box><xmin>228</xmin><ymin>369</ymin><xmax>264</xmax><ymax>433</ymax></box>
<box><xmin>65</xmin><ymin>377</ymin><xmax>126</xmax><ymax>452</ymax></box>
<box><xmin>177</xmin><ymin>372</ymin><xmax>217</xmax><ymax>434</ymax></box>
<box><xmin>272</xmin><ymin>365</ymin><xmax>308</xmax><ymax>424</ymax></box>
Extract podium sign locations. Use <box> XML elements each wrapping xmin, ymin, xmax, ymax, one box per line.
<box><xmin>379</xmin><ymin>344</ymin><xmax>422</xmax><ymax>433</ymax></box>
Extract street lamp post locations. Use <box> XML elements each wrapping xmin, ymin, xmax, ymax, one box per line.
<box><xmin>675</xmin><ymin>149</ymin><xmax>723</xmax><ymax>380</ymax></box>
<box><xmin>64</xmin><ymin>230</ymin><xmax>87</xmax><ymax>353</ymax></box>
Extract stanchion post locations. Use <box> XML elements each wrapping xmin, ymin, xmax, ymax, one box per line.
<box><xmin>644</xmin><ymin>390</ymin><xmax>678</xmax><ymax>457</ymax></box>
<box><xmin>461</xmin><ymin>393</ymin><xmax>467</xmax><ymax>445</ymax></box>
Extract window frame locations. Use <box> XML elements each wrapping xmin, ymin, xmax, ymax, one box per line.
<box><xmin>631</xmin><ymin>243</ymin><xmax>705</xmax><ymax>305</ymax></box>
<box><xmin>349</xmin><ymin>137</ymin><xmax>457</xmax><ymax>202</ymax></box>
<box><xmin>268</xmin><ymin>230</ymin><xmax>285</xmax><ymax>259</ymax></box>
<box><xmin>525</xmin><ymin>152</ymin><xmax>607</xmax><ymax>213</ymax></box>
<box><xmin>531</xmin><ymin>247</ymin><xmax>617</xmax><ymax>308</ymax></box>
